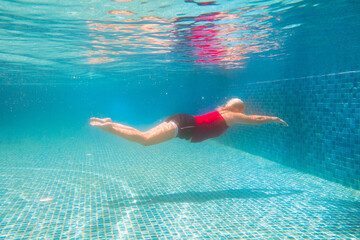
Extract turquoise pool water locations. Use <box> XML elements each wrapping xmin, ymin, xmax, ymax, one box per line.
<box><xmin>1</xmin><ymin>0</ymin><xmax>360</xmax><ymax>239</ymax></box>
<box><xmin>1</xmin><ymin>132</ymin><xmax>359</xmax><ymax>239</ymax></box>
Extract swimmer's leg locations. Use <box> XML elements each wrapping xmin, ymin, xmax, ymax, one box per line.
<box><xmin>90</xmin><ymin>121</ymin><xmax>175</xmax><ymax>146</ymax></box>
<box><xmin>90</xmin><ymin>117</ymin><xmax>140</xmax><ymax>131</ymax></box>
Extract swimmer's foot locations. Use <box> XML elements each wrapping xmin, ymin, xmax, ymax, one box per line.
<box><xmin>90</xmin><ymin>121</ymin><xmax>113</xmax><ymax>130</ymax></box>
<box><xmin>90</xmin><ymin>117</ymin><xmax>112</xmax><ymax>123</ymax></box>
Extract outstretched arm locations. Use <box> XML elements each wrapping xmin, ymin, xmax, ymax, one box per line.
<box><xmin>233</xmin><ymin>113</ymin><xmax>288</xmax><ymax>126</ymax></box>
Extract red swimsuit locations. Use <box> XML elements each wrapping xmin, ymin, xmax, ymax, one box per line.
<box><xmin>191</xmin><ymin>111</ymin><xmax>229</xmax><ymax>143</ymax></box>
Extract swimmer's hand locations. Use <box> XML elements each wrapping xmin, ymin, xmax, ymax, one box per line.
<box><xmin>275</xmin><ymin>117</ymin><xmax>288</xmax><ymax>127</ymax></box>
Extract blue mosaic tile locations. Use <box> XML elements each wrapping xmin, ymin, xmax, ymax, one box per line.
<box><xmin>222</xmin><ymin>71</ymin><xmax>360</xmax><ymax>190</ymax></box>
<box><xmin>0</xmin><ymin>131</ymin><xmax>359</xmax><ymax>239</ymax></box>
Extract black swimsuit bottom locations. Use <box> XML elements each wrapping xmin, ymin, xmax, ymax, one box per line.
<box><xmin>164</xmin><ymin>113</ymin><xmax>196</xmax><ymax>140</ymax></box>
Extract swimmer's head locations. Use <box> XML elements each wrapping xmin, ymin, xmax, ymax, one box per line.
<box><xmin>221</xmin><ymin>98</ymin><xmax>245</xmax><ymax>113</ymax></box>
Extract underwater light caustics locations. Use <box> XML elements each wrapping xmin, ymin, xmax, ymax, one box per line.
<box><xmin>40</xmin><ymin>198</ymin><xmax>53</xmax><ymax>202</ymax></box>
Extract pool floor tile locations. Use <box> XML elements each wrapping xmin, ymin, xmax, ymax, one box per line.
<box><xmin>0</xmin><ymin>131</ymin><xmax>359</xmax><ymax>239</ymax></box>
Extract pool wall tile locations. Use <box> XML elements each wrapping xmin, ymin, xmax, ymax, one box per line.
<box><xmin>217</xmin><ymin>71</ymin><xmax>360</xmax><ymax>190</ymax></box>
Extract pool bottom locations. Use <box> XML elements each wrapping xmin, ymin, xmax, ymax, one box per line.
<box><xmin>0</xmin><ymin>130</ymin><xmax>359</xmax><ymax>239</ymax></box>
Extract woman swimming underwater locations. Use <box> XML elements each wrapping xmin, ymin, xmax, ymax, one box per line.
<box><xmin>90</xmin><ymin>98</ymin><xmax>288</xmax><ymax>146</ymax></box>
